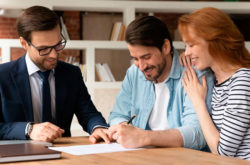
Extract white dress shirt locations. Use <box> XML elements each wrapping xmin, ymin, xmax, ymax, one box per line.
<box><xmin>25</xmin><ymin>54</ymin><xmax>56</xmax><ymax>123</ymax></box>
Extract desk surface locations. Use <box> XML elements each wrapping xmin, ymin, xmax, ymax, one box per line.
<box><xmin>3</xmin><ymin>136</ymin><xmax>249</xmax><ymax>165</ymax></box>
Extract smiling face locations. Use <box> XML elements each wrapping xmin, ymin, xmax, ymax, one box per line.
<box><xmin>20</xmin><ymin>25</ymin><xmax>63</xmax><ymax>70</ymax></box>
<box><xmin>128</xmin><ymin>41</ymin><xmax>172</xmax><ymax>82</ymax></box>
<box><xmin>183</xmin><ymin>27</ymin><xmax>213</xmax><ymax>70</ymax></box>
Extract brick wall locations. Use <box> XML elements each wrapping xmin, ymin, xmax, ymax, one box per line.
<box><xmin>0</xmin><ymin>17</ymin><xmax>18</xmax><ymax>58</ymax></box>
<box><xmin>60</xmin><ymin>11</ymin><xmax>81</xmax><ymax>63</ymax></box>
<box><xmin>0</xmin><ymin>17</ymin><xmax>18</xmax><ymax>38</ymax></box>
<box><xmin>0</xmin><ymin>11</ymin><xmax>81</xmax><ymax>62</ymax></box>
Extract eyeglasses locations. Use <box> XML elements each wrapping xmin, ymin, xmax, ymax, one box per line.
<box><xmin>27</xmin><ymin>35</ymin><xmax>67</xmax><ymax>56</ymax></box>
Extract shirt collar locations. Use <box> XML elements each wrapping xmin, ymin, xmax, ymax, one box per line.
<box><xmin>167</xmin><ymin>48</ymin><xmax>182</xmax><ymax>80</ymax></box>
<box><xmin>25</xmin><ymin>53</ymin><xmax>55</xmax><ymax>76</ymax></box>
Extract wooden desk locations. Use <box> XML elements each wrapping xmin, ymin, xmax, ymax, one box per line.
<box><xmin>4</xmin><ymin>136</ymin><xmax>249</xmax><ymax>165</ymax></box>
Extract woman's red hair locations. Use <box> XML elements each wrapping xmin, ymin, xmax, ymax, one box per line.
<box><xmin>178</xmin><ymin>7</ymin><xmax>250</xmax><ymax>70</ymax></box>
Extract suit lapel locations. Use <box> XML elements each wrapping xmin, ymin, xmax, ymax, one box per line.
<box><xmin>54</xmin><ymin>62</ymin><xmax>67</xmax><ymax>125</ymax></box>
<box><xmin>11</xmin><ymin>56</ymin><xmax>34</xmax><ymax>121</ymax></box>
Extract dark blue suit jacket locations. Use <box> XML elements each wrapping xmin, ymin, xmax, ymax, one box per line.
<box><xmin>0</xmin><ymin>56</ymin><xmax>108</xmax><ymax>140</ymax></box>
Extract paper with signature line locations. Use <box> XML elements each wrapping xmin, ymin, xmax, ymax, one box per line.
<box><xmin>49</xmin><ymin>143</ymin><xmax>142</xmax><ymax>155</ymax></box>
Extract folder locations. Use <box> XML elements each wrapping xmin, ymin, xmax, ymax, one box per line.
<box><xmin>0</xmin><ymin>140</ymin><xmax>52</xmax><ymax>146</ymax></box>
<box><xmin>0</xmin><ymin>143</ymin><xmax>61</xmax><ymax>163</ymax></box>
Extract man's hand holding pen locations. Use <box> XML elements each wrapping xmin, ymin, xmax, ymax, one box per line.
<box><xmin>108</xmin><ymin>114</ymin><xmax>136</xmax><ymax>141</ymax></box>
<box><xmin>108</xmin><ymin>114</ymin><xmax>148</xmax><ymax>148</ymax></box>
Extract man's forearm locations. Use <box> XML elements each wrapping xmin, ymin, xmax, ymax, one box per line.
<box><xmin>143</xmin><ymin>129</ymin><xmax>183</xmax><ymax>147</ymax></box>
<box><xmin>109</xmin><ymin>124</ymin><xmax>184</xmax><ymax>148</ymax></box>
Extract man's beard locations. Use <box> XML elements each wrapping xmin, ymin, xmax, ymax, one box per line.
<box><xmin>144</xmin><ymin>60</ymin><xmax>166</xmax><ymax>82</ymax></box>
<box><xmin>36</xmin><ymin>59</ymin><xmax>58</xmax><ymax>71</ymax></box>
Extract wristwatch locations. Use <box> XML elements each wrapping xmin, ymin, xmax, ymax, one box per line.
<box><xmin>25</xmin><ymin>122</ymin><xmax>33</xmax><ymax>140</ymax></box>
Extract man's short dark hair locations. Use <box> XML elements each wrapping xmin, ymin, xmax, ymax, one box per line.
<box><xmin>17</xmin><ymin>6</ymin><xmax>60</xmax><ymax>42</ymax></box>
<box><xmin>125</xmin><ymin>16</ymin><xmax>173</xmax><ymax>53</ymax></box>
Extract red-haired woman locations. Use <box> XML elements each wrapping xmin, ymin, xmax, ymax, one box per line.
<box><xmin>178</xmin><ymin>7</ymin><xmax>250</xmax><ymax>160</ymax></box>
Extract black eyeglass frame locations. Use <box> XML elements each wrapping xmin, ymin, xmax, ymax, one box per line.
<box><xmin>27</xmin><ymin>34</ymin><xmax>67</xmax><ymax>56</ymax></box>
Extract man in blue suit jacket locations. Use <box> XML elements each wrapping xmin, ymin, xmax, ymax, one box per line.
<box><xmin>0</xmin><ymin>6</ymin><xmax>110</xmax><ymax>143</ymax></box>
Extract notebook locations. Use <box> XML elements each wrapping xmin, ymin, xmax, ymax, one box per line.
<box><xmin>0</xmin><ymin>143</ymin><xmax>61</xmax><ymax>163</ymax></box>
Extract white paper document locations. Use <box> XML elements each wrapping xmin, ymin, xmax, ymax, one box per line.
<box><xmin>49</xmin><ymin>143</ymin><xmax>142</xmax><ymax>155</ymax></box>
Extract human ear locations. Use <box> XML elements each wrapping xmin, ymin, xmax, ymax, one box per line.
<box><xmin>162</xmin><ymin>39</ymin><xmax>171</xmax><ymax>55</ymax></box>
<box><xmin>19</xmin><ymin>37</ymin><xmax>29</xmax><ymax>51</ymax></box>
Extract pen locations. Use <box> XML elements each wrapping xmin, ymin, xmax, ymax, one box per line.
<box><xmin>127</xmin><ymin>114</ymin><xmax>136</xmax><ymax>124</ymax></box>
